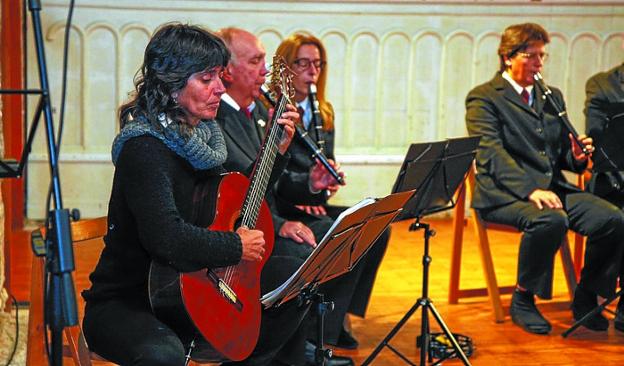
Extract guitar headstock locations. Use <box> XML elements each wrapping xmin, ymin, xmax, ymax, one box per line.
<box><xmin>267</xmin><ymin>56</ymin><xmax>295</xmax><ymax>104</ymax></box>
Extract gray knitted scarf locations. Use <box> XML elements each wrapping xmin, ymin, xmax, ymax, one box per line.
<box><xmin>111</xmin><ymin>114</ymin><xmax>227</xmax><ymax>170</ymax></box>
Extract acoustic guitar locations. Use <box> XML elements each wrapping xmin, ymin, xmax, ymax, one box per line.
<box><xmin>148</xmin><ymin>57</ymin><xmax>294</xmax><ymax>362</ymax></box>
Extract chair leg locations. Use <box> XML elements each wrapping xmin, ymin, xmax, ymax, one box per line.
<box><xmin>573</xmin><ymin>173</ymin><xmax>586</xmax><ymax>282</ymax></box>
<box><xmin>573</xmin><ymin>232</ymin><xmax>584</xmax><ymax>280</ymax></box>
<box><xmin>472</xmin><ymin>211</ymin><xmax>505</xmax><ymax>323</ymax></box>
<box><xmin>559</xmin><ymin>236</ymin><xmax>577</xmax><ymax>300</ymax></box>
<box><xmin>448</xmin><ymin>185</ymin><xmax>467</xmax><ymax>304</ymax></box>
<box><xmin>64</xmin><ymin>326</ymin><xmax>93</xmax><ymax>366</ymax></box>
<box><xmin>26</xmin><ymin>256</ymin><xmax>47</xmax><ymax>366</ymax></box>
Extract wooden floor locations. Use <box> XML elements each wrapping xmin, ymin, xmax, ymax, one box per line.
<box><xmin>8</xmin><ymin>217</ymin><xmax>624</xmax><ymax>365</ymax></box>
<box><xmin>334</xmin><ymin>218</ymin><xmax>624</xmax><ymax>366</ymax></box>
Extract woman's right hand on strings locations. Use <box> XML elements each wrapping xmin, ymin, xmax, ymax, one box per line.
<box><xmin>236</xmin><ymin>226</ymin><xmax>266</xmax><ymax>261</ymax></box>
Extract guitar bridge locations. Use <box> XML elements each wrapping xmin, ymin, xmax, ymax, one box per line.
<box><xmin>206</xmin><ymin>269</ymin><xmax>243</xmax><ymax>311</ymax></box>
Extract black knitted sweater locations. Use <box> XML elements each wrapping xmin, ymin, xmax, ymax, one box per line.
<box><xmin>82</xmin><ymin>136</ymin><xmax>242</xmax><ymax>302</ymax></box>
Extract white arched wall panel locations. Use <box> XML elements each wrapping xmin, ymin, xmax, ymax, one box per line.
<box><xmin>440</xmin><ymin>32</ymin><xmax>473</xmax><ymax>138</ymax></box>
<box><xmin>544</xmin><ymin>33</ymin><xmax>568</xmax><ymax>96</ymax></box>
<box><xmin>324</xmin><ymin>31</ymin><xmax>349</xmax><ymax>150</ymax></box>
<box><xmin>348</xmin><ymin>32</ymin><xmax>379</xmax><ymax>152</ymax></box>
<box><xmin>412</xmin><ymin>32</ymin><xmax>442</xmax><ymax>143</ymax></box>
<box><xmin>119</xmin><ymin>26</ymin><xmax>151</xmax><ymax>108</ymax></box>
<box><xmin>25</xmin><ymin>1</ymin><xmax>624</xmax><ymax>217</ymax></box>
<box><xmin>30</xmin><ymin>24</ymin><xmax>85</xmax><ymax>153</ymax></box>
<box><xmin>257</xmin><ymin>28</ymin><xmax>284</xmax><ymax>63</ymax></box>
<box><xmin>568</xmin><ymin>34</ymin><xmax>602</xmax><ymax>133</ymax></box>
<box><xmin>379</xmin><ymin>32</ymin><xmax>410</xmax><ymax>150</ymax></box>
<box><xmin>85</xmin><ymin>24</ymin><xmax>118</xmax><ymax>151</ymax></box>
<box><xmin>603</xmin><ymin>34</ymin><xmax>624</xmax><ymax>71</ymax></box>
<box><xmin>474</xmin><ymin>33</ymin><xmax>500</xmax><ymax>87</ymax></box>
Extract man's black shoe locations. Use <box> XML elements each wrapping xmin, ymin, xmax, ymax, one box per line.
<box><xmin>571</xmin><ymin>285</ymin><xmax>609</xmax><ymax>331</ymax></box>
<box><xmin>509</xmin><ymin>289</ymin><xmax>552</xmax><ymax>334</ymax></box>
<box><xmin>327</xmin><ymin>328</ymin><xmax>359</xmax><ymax>350</ymax></box>
<box><xmin>304</xmin><ymin>341</ymin><xmax>354</xmax><ymax>366</ymax></box>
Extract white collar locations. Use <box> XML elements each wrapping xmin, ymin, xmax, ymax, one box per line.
<box><xmin>222</xmin><ymin>93</ymin><xmax>256</xmax><ymax>113</ymax></box>
<box><xmin>502</xmin><ymin>71</ymin><xmax>534</xmax><ymax>95</ymax></box>
<box><xmin>221</xmin><ymin>93</ymin><xmax>240</xmax><ymax>110</ymax></box>
<box><xmin>297</xmin><ymin>99</ymin><xmax>313</xmax><ymax>128</ymax></box>
<box><xmin>297</xmin><ymin>99</ymin><xmax>311</xmax><ymax>113</ymax></box>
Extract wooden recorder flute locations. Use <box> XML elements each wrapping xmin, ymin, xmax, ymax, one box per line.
<box><xmin>260</xmin><ymin>84</ymin><xmax>345</xmax><ymax>185</ymax></box>
<box><xmin>533</xmin><ymin>72</ymin><xmax>590</xmax><ymax>156</ymax></box>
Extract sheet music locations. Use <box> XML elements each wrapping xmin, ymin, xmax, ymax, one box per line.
<box><xmin>260</xmin><ymin>197</ymin><xmax>376</xmax><ymax>308</ymax></box>
<box><xmin>318</xmin><ymin>197</ymin><xmax>376</xmax><ymax>243</ymax></box>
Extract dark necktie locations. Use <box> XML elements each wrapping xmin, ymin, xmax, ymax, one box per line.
<box><xmin>241</xmin><ymin>107</ymin><xmax>261</xmax><ymax>147</ymax></box>
<box><xmin>297</xmin><ymin>106</ymin><xmax>305</xmax><ymax>127</ymax></box>
<box><xmin>242</xmin><ymin>107</ymin><xmax>252</xmax><ymax>121</ymax></box>
<box><xmin>521</xmin><ymin>88</ymin><xmax>530</xmax><ymax>105</ymax></box>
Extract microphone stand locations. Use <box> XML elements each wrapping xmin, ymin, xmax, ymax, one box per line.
<box><xmin>0</xmin><ymin>1</ymin><xmax>78</xmax><ymax>365</ymax></box>
<box><xmin>533</xmin><ymin>72</ymin><xmax>589</xmax><ymax>156</ymax></box>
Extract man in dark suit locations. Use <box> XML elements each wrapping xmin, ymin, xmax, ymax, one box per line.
<box><xmin>466</xmin><ymin>22</ymin><xmax>624</xmax><ymax>334</ymax></box>
<box><xmin>584</xmin><ymin>62</ymin><xmax>624</xmax><ymax>331</ymax></box>
<box><xmin>214</xmin><ymin>27</ymin><xmax>338</xmax><ymax>262</ymax></box>
<box><xmin>585</xmin><ymin>63</ymin><xmax>624</xmax><ymax>207</ymax></box>
<box><xmin>215</xmin><ymin>27</ymin><xmax>354</xmax><ymax>366</ymax></box>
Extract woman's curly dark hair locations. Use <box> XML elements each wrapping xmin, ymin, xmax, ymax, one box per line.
<box><xmin>119</xmin><ymin>23</ymin><xmax>230</xmax><ymax>130</ymax></box>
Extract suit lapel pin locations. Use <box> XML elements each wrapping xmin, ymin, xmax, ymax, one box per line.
<box><xmin>257</xmin><ymin>119</ymin><xmax>266</xmax><ymax>128</ymax></box>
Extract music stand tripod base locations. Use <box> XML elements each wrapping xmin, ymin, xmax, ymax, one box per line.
<box><xmin>562</xmin><ymin>288</ymin><xmax>624</xmax><ymax>338</ymax></box>
<box><xmin>361</xmin><ymin>221</ymin><xmax>471</xmax><ymax>366</ymax></box>
<box><xmin>363</xmin><ymin>138</ymin><xmax>478</xmax><ymax>366</ymax></box>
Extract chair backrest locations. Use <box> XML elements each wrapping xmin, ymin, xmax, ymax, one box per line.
<box><xmin>26</xmin><ymin>217</ymin><xmax>109</xmax><ymax>366</ymax></box>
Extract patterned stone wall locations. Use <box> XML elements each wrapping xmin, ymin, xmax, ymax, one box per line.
<box><xmin>24</xmin><ymin>0</ymin><xmax>624</xmax><ymax>218</ymax></box>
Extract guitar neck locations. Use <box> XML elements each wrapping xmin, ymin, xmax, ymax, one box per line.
<box><xmin>240</xmin><ymin>95</ymin><xmax>287</xmax><ymax>229</ymax></box>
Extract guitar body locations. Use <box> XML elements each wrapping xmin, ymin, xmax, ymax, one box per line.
<box><xmin>149</xmin><ymin>172</ymin><xmax>274</xmax><ymax>362</ymax></box>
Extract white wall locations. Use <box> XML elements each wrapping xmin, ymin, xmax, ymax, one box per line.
<box><xmin>25</xmin><ymin>0</ymin><xmax>624</xmax><ymax>218</ymax></box>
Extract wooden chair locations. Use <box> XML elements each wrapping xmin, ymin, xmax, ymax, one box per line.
<box><xmin>448</xmin><ymin>167</ymin><xmax>580</xmax><ymax>323</ymax></box>
<box><xmin>572</xmin><ymin>172</ymin><xmax>589</xmax><ymax>279</ymax></box>
<box><xmin>26</xmin><ymin>216</ymin><xmax>113</xmax><ymax>366</ymax></box>
<box><xmin>26</xmin><ymin>217</ymin><xmax>210</xmax><ymax>366</ymax></box>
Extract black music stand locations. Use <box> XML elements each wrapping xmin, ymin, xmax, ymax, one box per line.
<box><xmin>563</xmin><ymin>103</ymin><xmax>624</xmax><ymax>338</ymax></box>
<box><xmin>363</xmin><ymin>136</ymin><xmax>479</xmax><ymax>366</ymax></box>
<box><xmin>261</xmin><ymin>190</ymin><xmax>414</xmax><ymax>366</ymax></box>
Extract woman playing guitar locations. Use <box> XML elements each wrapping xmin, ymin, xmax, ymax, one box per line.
<box><xmin>81</xmin><ymin>23</ymin><xmax>306</xmax><ymax>366</ymax></box>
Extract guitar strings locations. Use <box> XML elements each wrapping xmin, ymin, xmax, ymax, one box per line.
<box><xmin>222</xmin><ymin>96</ymin><xmax>286</xmax><ymax>290</ymax></box>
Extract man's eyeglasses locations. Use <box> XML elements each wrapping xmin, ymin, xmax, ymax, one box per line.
<box><xmin>516</xmin><ymin>51</ymin><xmax>549</xmax><ymax>62</ymax></box>
<box><xmin>293</xmin><ymin>58</ymin><xmax>326</xmax><ymax>70</ymax></box>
